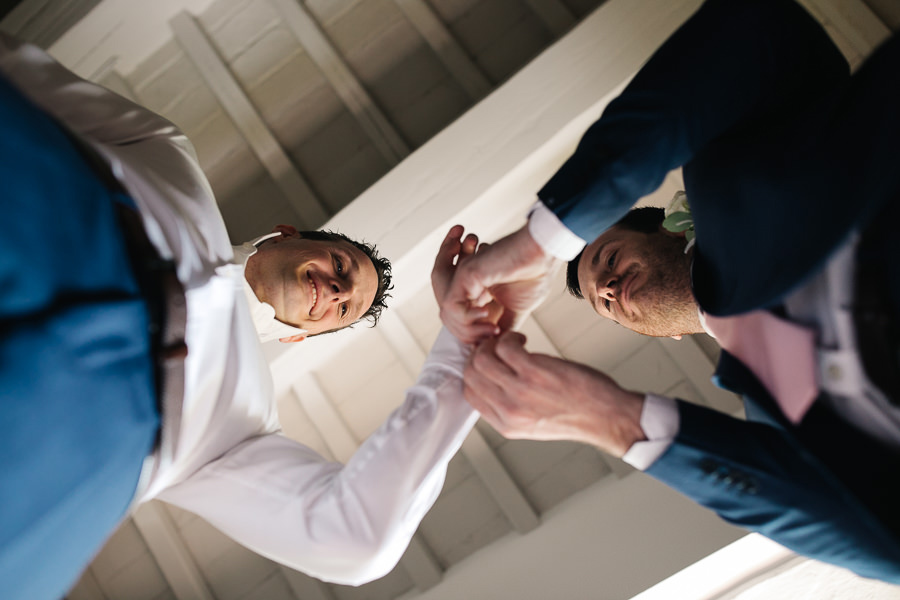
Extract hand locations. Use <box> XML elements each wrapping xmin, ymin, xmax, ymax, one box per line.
<box><xmin>463</xmin><ymin>331</ymin><xmax>646</xmax><ymax>457</ymax></box>
<box><xmin>432</xmin><ymin>226</ymin><xmax>503</xmax><ymax>332</ymax></box>
<box><xmin>440</xmin><ymin>224</ymin><xmax>561</xmax><ymax>344</ymax></box>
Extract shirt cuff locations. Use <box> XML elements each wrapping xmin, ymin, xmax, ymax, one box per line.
<box><xmin>527</xmin><ymin>201</ymin><xmax>586</xmax><ymax>261</ymax></box>
<box><xmin>621</xmin><ymin>394</ymin><xmax>679</xmax><ymax>470</ymax></box>
<box><xmin>423</xmin><ymin>327</ymin><xmax>471</xmax><ymax>377</ymax></box>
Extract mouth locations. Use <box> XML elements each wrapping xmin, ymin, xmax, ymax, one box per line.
<box><xmin>307</xmin><ymin>272</ymin><xmax>318</xmax><ymax>315</ymax></box>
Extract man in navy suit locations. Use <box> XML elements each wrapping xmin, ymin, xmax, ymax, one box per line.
<box><xmin>441</xmin><ymin>0</ymin><xmax>900</xmax><ymax>583</ymax></box>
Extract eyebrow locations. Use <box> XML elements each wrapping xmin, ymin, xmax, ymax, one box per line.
<box><xmin>591</xmin><ymin>241</ymin><xmax>609</xmax><ymax>267</ymax></box>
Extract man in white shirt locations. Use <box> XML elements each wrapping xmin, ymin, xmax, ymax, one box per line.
<box><xmin>0</xmin><ymin>34</ymin><xmax>479</xmax><ymax>599</ymax></box>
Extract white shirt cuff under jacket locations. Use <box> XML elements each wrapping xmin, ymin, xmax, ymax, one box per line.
<box><xmin>527</xmin><ymin>201</ymin><xmax>586</xmax><ymax>261</ymax></box>
<box><xmin>621</xmin><ymin>394</ymin><xmax>680</xmax><ymax>470</ymax></box>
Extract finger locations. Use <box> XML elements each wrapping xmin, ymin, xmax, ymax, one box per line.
<box><xmin>433</xmin><ymin>225</ymin><xmax>464</xmax><ymax>271</ymax></box>
<box><xmin>461</xmin><ymin>233</ymin><xmax>479</xmax><ymax>258</ymax></box>
<box><xmin>470</xmin><ymin>336</ymin><xmax>517</xmax><ymax>383</ymax></box>
<box><xmin>492</xmin><ymin>331</ymin><xmax>532</xmax><ymax>373</ymax></box>
<box><xmin>432</xmin><ymin>225</ymin><xmax>464</xmax><ymax>298</ymax></box>
<box><xmin>463</xmin><ymin>380</ymin><xmax>510</xmax><ymax>431</ymax></box>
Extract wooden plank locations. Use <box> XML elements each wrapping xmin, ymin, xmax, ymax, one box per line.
<box><xmin>524</xmin><ymin>0</ymin><xmax>577</xmax><ymax>37</ymax></box>
<box><xmin>461</xmin><ymin>431</ymin><xmax>540</xmax><ymax>533</ymax></box>
<box><xmin>280</xmin><ymin>566</ymin><xmax>337</xmax><ymax>600</ymax></box>
<box><xmin>169</xmin><ymin>11</ymin><xmax>329</xmax><ymax>229</ymax></box>
<box><xmin>269</xmin><ymin>0</ymin><xmax>410</xmax><ymax>165</ymax></box>
<box><xmin>132</xmin><ymin>502</ymin><xmax>215</xmax><ymax>600</ymax></box>
<box><xmin>392</xmin><ymin>0</ymin><xmax>492</xmax><ymax>101</ymax></box>
<box><xmin>801</xmin><ymin>0</ymin><xmax>891</xmax><ymax>56</ymax></box>
<box><xmin>400</xmin><ymin>534</ymin><xmax>443</xmax><ymax>590</ymax></box>
<box><xmin>65</xmin><ymin>567</ymin><xmax>108</xmax><ymax>600</ymax></box>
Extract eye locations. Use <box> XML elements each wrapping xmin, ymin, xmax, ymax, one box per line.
<box><xmin>606</xmin><ymin>250</ymin><xmax>618</xmax><ymax>269</ymax></box>
<box><xmin>335</xmin><ymin>257</ymin><xmax>344</xmax><ymax>274</ymax></box>
<box><xmin>603</xmin><ymin>298</ymin><xmax>611</xmax><ymax>311</ymax></box>
<box><xmin>340</xmin><ymin>303</ymin><xmax>348</xmax><ymax>318</ymax></box>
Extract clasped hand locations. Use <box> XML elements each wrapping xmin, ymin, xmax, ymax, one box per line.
<box><xmin>432</xmin><ymin>225</ymin><xmax>646</xmax><ymax>457</ymax></box>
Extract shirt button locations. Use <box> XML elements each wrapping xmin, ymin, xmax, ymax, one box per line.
<box><xmin>827</xmin><ymin>364</ymin><xmax>843</xmax><ymax>381</ymax></box>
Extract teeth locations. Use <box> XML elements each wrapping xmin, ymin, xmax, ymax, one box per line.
<box><xmin>308</xmin><ymin>274</ymin><xmax>317</xmax><ymax>310</ymax></box>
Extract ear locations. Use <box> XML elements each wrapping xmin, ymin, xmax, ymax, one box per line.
<box><xmin>278</xmin><ymin>334</ymin><xmax>307</xmax><ymax>343</ymax></box>
<box><xmin>272</xmin><ymin>224</ymin><xmax>299</xmax><ymax>239</ymax></box>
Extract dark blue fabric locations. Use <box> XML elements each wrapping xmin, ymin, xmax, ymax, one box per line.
<box><xmin>537</xmin><ymin>0</ymin><xmax>894</xmax><ymax>316</ymax></box>
<box><xmin>539</xmin><ymin>0</ymin><xmax>900</xmax><ymax>582</ymax></box>
<box><xmin>0</xmin><ymin>75</ymin><xmax>159</xmax><ymax>599</ymax></box>
<box><xmin>647</xmin><ymin>401</ymin><xmax>900</xmax><ymax>583</ymax></box>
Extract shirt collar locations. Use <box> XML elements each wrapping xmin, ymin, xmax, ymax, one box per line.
<box><xmin>235</xmin><ymin>233</ymin><xmax>308</xmax><ymax>343</ymax></box>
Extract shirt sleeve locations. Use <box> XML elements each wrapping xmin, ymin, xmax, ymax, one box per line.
<box><xmin>621</xmin><ymin>394</ymin><xmax>680</xmax><ymax>470</ymax></box>
<box><xmin>156</xmin><ymin>328</ymin><xmax>477</xmax><ymax>586</ymax></box>
<box><xmin>0</xmin><ymin>33</ymin><xmax>182</xmax><ymax>147</ymax></box>
<box><xmin>527</xmin><ymin>201</ymin><xmax>586</xmax><ymax>261</ymax></box>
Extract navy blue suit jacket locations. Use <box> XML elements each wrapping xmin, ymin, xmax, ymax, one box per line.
<box><xmin>539</xmin><ymin>0</ymin><xmax>900</xmax><ymax>582</ymax></box>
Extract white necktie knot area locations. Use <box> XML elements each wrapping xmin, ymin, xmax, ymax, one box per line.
<box><xmin>704</xmin><ymin>310</ymin><xmax>818</xmax><ymax>424</ymax></box>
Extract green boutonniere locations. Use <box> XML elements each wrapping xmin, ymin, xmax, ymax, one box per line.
<box><xmin>662</xmin><ymin>191</ymin><xmax>695</xmax><ymax>253</ymax></box>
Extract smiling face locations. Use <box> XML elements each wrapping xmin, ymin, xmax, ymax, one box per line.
<box><xmin>244</xmin><ymin>226</ymin><xmax>379</xmax><ymax>337</ymax></box>
<box><xmin>576</xmin><ymin>224</ymin><xmax>700</xmax><ymax>337</ymax></box>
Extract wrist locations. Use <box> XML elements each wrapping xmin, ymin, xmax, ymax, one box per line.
<box><xmin>587</xmin><ymin>389</ymin><xmax>646</xmax><ymax>457</ymax></box>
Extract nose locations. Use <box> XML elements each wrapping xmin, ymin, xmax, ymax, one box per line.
<box><xmin>325</xmin><ymin>277</ymin><xmax>352</xmax><ymax>303</ymax></box>
<box><xmin>597</xmin><ymin>275</ymin><xmax>619</xmax><ymax>300</ymax></box>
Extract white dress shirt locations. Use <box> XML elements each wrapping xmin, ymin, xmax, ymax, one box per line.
<box><xmin>1</xmin><ymin>35</ymin><xmax>478</xmax><ymax>585</ymax></box>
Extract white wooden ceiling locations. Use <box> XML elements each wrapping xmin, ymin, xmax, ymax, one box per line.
<box><xmin>3</xmin><ymin>0</ymin><xmax>897</xmax><ymax>598</ymax></box>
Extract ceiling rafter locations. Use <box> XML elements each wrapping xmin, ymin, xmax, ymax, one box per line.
<box><xmin>170</xmin><ymin>10</ymin><xmax>329</xmax><ymax>229</ymax></box>
<box><xmin>270</xmin><ymin>0</ymin><xmax>410</xmax><ymax>166</ymax></box>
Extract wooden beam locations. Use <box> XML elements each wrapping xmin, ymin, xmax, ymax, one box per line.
<box><xmin>461</xmin><ymin>431</ymin><xmax>540</xmax><ymax>534</ymax></box>
<box><xmin>279</xmin><ymin>566</ymin><xmax>337</xmax><ymax>600</ymax></box>
<box><xmin>801</xmin><ymin>0</ymin><xmax>891</xmax><ymax>58</ymax></box>
<box><xmin>269</xmin><ymin>0</ymin><xmax>410</xmax><ymax>165</ymax></box>
<box><xmin>402</xmin><ymin>534</ymin><xmax>443</xmax><ymax>590</ymax></box>
<box><xmin>524</xmin><ymin>0</ymin><xmax>577</xmax><ymax>37</ymax></box>
<box><xmin>99</xmin><ymin>69</ymin><xmax>139</xmax><ymax>103</ymax></box>
<box><xmin>169</xmin><ymin>11</ymin><xmax>329</xmax><ymax>229</ymax></box>
<box><xmin>392</xmin><ymin>0</ymin><xmax>492</xmax><ymax>101</ymax></box>
<box><xmin>65</xmin><ymin>567</ymin><xmax>108</xmax><ymax>600</ymax></box>
<box><xmin>132</xmin><ymin>502</ymin><xmax>215</xmax><ymax>600</ymax></box>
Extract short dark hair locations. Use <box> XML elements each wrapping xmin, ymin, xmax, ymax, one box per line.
<box><xmin>565</xmin><ymin>207</ymin><xmax>665</xmax><ymax>299</ymax></box>
<box><xmin>297</xmin><ymin>229</ymin><xmax>393</xmax><ymax>328</ymax></box>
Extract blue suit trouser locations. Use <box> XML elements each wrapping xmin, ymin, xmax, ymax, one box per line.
<box><xmin>0</xmin><ymin>75</ymin><xmax>160</xmax><ymax>599</ymax></box>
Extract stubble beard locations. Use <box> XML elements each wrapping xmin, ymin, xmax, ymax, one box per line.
<box><xmin>629</xmin><ymin>236</ymin><xmax>698</xmax><ymax>338</ymax></box>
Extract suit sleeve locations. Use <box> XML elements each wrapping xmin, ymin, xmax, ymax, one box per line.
<box><xmin>646</xmin><ymin>400</ymin><xmax>900</xmax><ymax>584</ymax></box>
<box><xmin>156</xmin><ymin>329</ymin><xmax>478</xmax><ymax>586</ymax></box>
<box><xmin>537</xmin><ymin>0</ymin><xmax>848</xmax><ymax>242</ymax></box>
